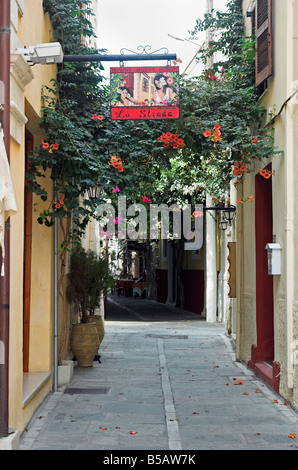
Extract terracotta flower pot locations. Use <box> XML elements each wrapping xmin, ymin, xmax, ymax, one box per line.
<box><xmin>70</xmin><ymin>322</ymin><xmax>100</xmax><ymax>367</ymax></box>
<box><xmin>86</xmin><ymin>315</ymin><xmax>105</xmax><ymax>344</ymax></box>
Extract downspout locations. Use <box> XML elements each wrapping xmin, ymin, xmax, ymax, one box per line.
<box><xmin>285</xmin><ymin>0</ymin><xmax>294</xmax><ymax>390</ymax></box>
<box><xmin>54</xmin><ymin>184</ymin><xmax>58</xmax><ymax>391</ymax></box>
<box><xmin>0</xmin><ymin>0</ymin><xmax>10</xmax><ymax>438</ymax></box>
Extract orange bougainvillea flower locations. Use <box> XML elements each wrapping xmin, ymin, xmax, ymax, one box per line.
<box><xmin>109</xmin><ymin>155</ymin><xmax>124</xmax><ymax>172</ymax></box>
<box><xmin>243</xmin><ymin>391</ymin><xmax>249</xmax><ymax>395</ymax></box>
<box><xmin>259</xmin><ymin>168</ymin><xmax>275</xmax><ymax>179</ymax></box>
<box><xmin>288</xmin><ymin>433</ymin><xmax>296</xmax><ymax>439</ymax></box>
<box><xmin>233</xmin><ymin>161</ymin><xmax>248</xmax><ymax>180</ymax></box>
<box><xmin>157</xmin><ymin>132</ymin><xmax>186</xmax><ymax>149</ymax></box>
<box><xmin>273</xmin><ymin>399</ymin><xmax>278</xmax><ymax>403</ymax></box>
<box><xmin>42</xmin><ymin>141</ymin><xmax>60</xmax><ymax>152</ymax></box>
<box><xmin>254</xmin><ymin>388</ymin><xmax>260</xmax><ymax>393</ymax></box>
<box><xmin>203</xmin><ymin>130</ymin><xmax>211</xmax><ymax>137</ymax></box>
<box><xmin>203</xmin><ymin>124</ymin><xmax>222</xmax><ymax>142</ymax></box>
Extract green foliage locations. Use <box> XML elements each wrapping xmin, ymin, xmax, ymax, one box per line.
<box><xmin>27</xmin><ymin>0</ymin><xmax>279</xmax><ymax>249</ymax></box>
<box><xmin>66</xmin><ymin>246</ymin><xmax>114</xmax><ymax>323</ymax></box>
<box><xmin>27</xmin><ymin>0</ymin><xmax>110</xmax><ymax>240</ymax></box>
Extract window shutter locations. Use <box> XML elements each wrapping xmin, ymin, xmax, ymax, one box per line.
<box><xmin>255</xmin><ymin>0</ymin><xmax>273</xmax><ymax>87</ymax></box>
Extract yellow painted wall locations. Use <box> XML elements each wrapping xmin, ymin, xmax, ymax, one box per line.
<box><xmin>8</xmin><ymin>0</ymin><xmax>57</xmax><ymax>432</ymax></box>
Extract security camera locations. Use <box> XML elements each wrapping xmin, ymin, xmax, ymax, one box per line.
<box><xmin>17</xmin><ymin>42</ymin><xmax>64</xmax><ymax>64</ymax></box>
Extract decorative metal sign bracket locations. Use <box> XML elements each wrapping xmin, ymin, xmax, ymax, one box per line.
<box><xmin>118</xmin><ymin>45</ymin><xmax>174</xmax><ymax>66</ymax></box>
<box><xmin>63</xmin><ymin>45</ymin><xmax>176</xmax><ymax>65</ymax></box>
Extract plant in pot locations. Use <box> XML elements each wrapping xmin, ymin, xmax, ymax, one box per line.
<box><xmin>67</xmin><ymin>246</ymin><xmax>114</xmax><ymax>366</ymax></box>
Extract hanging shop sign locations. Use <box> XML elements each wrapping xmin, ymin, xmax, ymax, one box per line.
<box><xmin>110</xmin><ymin>66</ymin><xmax>179</xmax><ymax>120</ymax></box>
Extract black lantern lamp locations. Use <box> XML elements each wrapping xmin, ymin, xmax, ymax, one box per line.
<box><xmin>219</xmin><ymin>217</ymin><xmax>229</xmax><ymax>231</ymax></box>
<box><xmin>87</xmin><ymin>177</ymin><xmax>101</xmax><ymax>201</ymax></box>
<box><xmin>219</xmin><ymin>205</ymin><xmax>236</xmax><ymax>231</ymax></box>
<box><xmin>223</xmin><ymin>205</ymin><xmax>236</xmax><ymax>224</ymax></box>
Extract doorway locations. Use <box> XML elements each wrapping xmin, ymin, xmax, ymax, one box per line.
<box><xmin>248</xmin><ymin>165</ymin><xmax>280</xmax><ymax>391</ymax></box>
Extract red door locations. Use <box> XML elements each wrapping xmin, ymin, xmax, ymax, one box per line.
<box><xmin>255</xmin><ymin>168</ymin><xmax>274</xmax><ymax>362</ymax></box>
<box><xmin>249</xmin><ymin>165</ymin><xmax>280</xmax><ymax>391</ymax></box>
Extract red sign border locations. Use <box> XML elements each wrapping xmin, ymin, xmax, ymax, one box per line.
<box><xmin>110</xmin><ymin>66</ymin><xmax>180</xmax><ymax>120</ymax></box>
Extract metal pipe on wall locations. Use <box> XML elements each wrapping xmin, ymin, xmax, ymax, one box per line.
<box><xmin>0</xmin><ymin>0</ymin><xmax>11</xmax><ymax>438</ymax></box>
<box><xmin>54</xmin><ymin>186</ymin><xmax>58</xmax><ymax>392</ymax></box>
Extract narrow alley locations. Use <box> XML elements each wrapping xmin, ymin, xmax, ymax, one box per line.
<box><xmin>20</xmin><ymin>296</ymin><xmax>298</xmax><ymax>452</ymax></box>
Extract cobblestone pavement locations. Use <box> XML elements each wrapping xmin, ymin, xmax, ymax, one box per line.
<box><xmin>20</xmin><ymin>296</ymin><xmax>298</xmax><ymax>451</ymax></box>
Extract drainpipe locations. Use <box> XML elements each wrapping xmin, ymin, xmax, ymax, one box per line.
<box><xmin>285</xmin><ymin>1</ymin><xmax>294</xmax><ymax>390</ymax></box>
<box><xmin>0</xmin><ymin>0</ymin><xmax>11</xmax><ymax>438</ymax></box>
<box><xmin>54</xmin><ymin>188</ymin><xmax>58</xmax><ymax>392</ymax></box>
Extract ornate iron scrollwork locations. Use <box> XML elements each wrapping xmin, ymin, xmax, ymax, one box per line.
<box><xmin>120</xmin><ymin>45</ymin><xmax>170</xmax><ymax>56</ymax></box>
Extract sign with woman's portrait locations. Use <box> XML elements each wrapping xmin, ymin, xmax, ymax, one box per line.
<box><xmin>110</xmin><ymin>66</ymin><xmax>179</xmax><ymax>120</ymax></box>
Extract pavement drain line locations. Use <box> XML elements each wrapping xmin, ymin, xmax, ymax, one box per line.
<box><xmin>157</xmin><ymin>339</ymin><xmax>182</xmax><ymax>450</ymax></box>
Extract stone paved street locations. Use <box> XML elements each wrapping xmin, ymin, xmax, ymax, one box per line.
<box><xmin>20</xmin><ymin>296</ymin><xmax>298</xmax><ymax>451</ymax></box>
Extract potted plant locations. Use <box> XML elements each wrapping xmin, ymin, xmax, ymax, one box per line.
<box><xmin>67</xmin><ymin>246</ymin><xmax>114</xmax><ymax>366</ymax></box>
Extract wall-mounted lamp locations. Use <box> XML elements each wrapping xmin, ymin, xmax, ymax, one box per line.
<box><xmin>204</xmin><ymin>204</ymin><xmax>236</xmax><ymax>231</ymax></box>
<box><xmin>87</xmin><ymin>178</ymin><xmax>101</xmax><ymax>201</ymax></box>
<box><xmin>219</xmin><ymin>205</ymin><xmax>236</xmax><ymax>231</ymax></box>
<box><xmin>219</xmin><ymin>218</ymin><xmax>229</xmax><ymax>231</ymax></box>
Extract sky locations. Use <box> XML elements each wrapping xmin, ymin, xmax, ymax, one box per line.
<box><xmin>96</xmin><ymin>0</ymin><xmax>227</xmax><ymax>80</ymax></box>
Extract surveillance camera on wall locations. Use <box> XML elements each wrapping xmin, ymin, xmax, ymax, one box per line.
<box><xmin>17</xmin><ymin>42</ymin><xmax>64</xmax><ymax>64</ymax></box>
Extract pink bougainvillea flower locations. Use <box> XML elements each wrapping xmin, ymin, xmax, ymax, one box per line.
<box><xmin>203</xmin><ymin>130</ymin><xmax>211</xmax><ymax>137</ymax></box>
<box><xmin>113</xmin><ymin>216</ymin><xmax>122</xmax><ymax>225</ymax></box>
<box><xmin>248</xmin><ymin>196</ymin><xmax>255</xmax><ymax>201</ymax></box>
<box><xmin>113</xmin><ymin>187</ymin><xmax>120</xmax><ymax>193</ymax></box>
<box><xmin>142</xmin><ymin>196</ymin><xmax>151</xmax><ymax>203</ymax></box>
<box><xmin>193</xmin><ymin>211</ymin><xmax>203</xmax><ymax>217</ymax></box>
